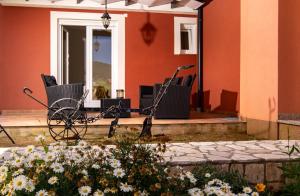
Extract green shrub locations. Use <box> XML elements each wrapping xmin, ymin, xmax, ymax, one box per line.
<box><xmin>0</xmin><ymin>134</ymin><xmax>267</xmax><ymax>196</ymax></box>
<box><xmin>280</xmin><ymin>144</ymin><xmax>300</xmax><ymax>196</ymax></box>
<box><xmin>192</xmin><ymin>164</ymin><xmax>249</xmax><ymax>193</ymax></box>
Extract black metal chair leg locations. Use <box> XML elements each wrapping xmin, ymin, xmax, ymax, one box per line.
<box><xmin>108</xmin><ymin>116</ymin><xmax>119</xmax><ymax>138</ymax></box>
<box><xmin>139</xmin><ymin>117</ymin><xmax>152</xmax><ymax>138</ymax></box>
<box><xmin>0</xmin><ymin>125</ymin><xmax>15</xmax><ymax>144</ymax></box>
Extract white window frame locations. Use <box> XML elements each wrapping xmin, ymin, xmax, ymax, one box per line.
<box><xmin>174</xmin><ymin>17</ymin><xmax>197</xmax><ymax>55</ymax></box>
<box><xmin>50</xmin><ymin>11</ymin><xmax>127</xmax><ymax>108</ymax></box>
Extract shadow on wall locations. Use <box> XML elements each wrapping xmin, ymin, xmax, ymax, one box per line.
<box><xmin>268</xmin><ymin>97</ymin><xmax>276</xmax><ymax>138</ymax></box>
<box><xmin>192</xmin><ymin>89</ymin><xmax>238</xmax><ymax>116</ymax></box>
<box><xmin>140</xmin><ymin>13</ymin><xmax>157</xmax><ymax>46</ymax></box>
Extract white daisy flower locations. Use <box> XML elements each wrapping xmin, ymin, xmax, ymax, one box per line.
<box><xmin>185</xmin><ymin>171</ymin><xmax>193</xmax><ymax>178</ymax></box>
<box><xmin>185</xmin><ymin>171</ymin><xmax>197</xmax><ymax>184</ymax></box>
<box><xmin>243</xmin><ymin>187</ymin><xmax>252</xmax><ymax>194</ymax></box>
<box><xmin>25</xmin><ymin>179</ymin><xmax>35</xmax><ymax>192</ymax></box>
<box><xmin>48</xmin><ymin>176</ymin><xmax>58</xmax><ymax>185</ymax></box>
<box><xmin>30</xmin><ymin>152</ymin><xmax>42</xmax><ymax>160</ymax></box>
<box><xmin>163</xmin><ymin>168</ymin><xmax>169</xmax><ymax>173</ymax></box>
<box><xmin>25</xmin><ymin>145</ymin><xmax>35</xmax><ymax>154</ymax></box>
<box><xmin>93</xmin><ymin>189</ymin><xmax>104</xmax><ymax>196</ymax></box>
<box><xmin>12</xmin><ymin>168</ymin><xmax>24</xmax><ymax>177</ymax></box>
<box><xmin>78</xmin><ymin>186</ymin><xmax>92</xmax><ymax>196</ymax></box>
<box><xmin>135</xmin><ymin>190</ymin><xmax>149</xmax><ymax>196</ymax></box>
<box><xmin>180</xmin><ymin>174</ymin><xmax>185</xmax><ymax>181</ymax></box>
<box><xmin>13</xmin><ymin>156</ymin><xmax>24</xmax><ymax>167</ymax></box>
<box><xmin>110</xmin><ymin>159</ymin><xmax>121</xmax><ymax>168</ymax></box>
<box><xmin>188</xmin><ymin>188</ymin><xmax>204</xmax><ymax>196</ymax></box>
<box><xmin>238</xmin><ymin>193</ymin><xmax>249</xmax><ymax>196</ymax></box>
<box><xmin>0</xmin><ymin>173</ymin><xmax>7</xmax><ymax>183</ymax></box>
<box><xmin>35</xmin><ymin>189</ymin><xmax>48</xmax><ymax>196</ymax></box>
<box><xmin>113</xmin><ymin>168</ymin><xmax>125</xmax><ymax>178</ymax></box>
<box><xmin>45</xmin><ymin>152</ymin><xmax>56</xmax><ymax>162</ymax></box>
<box><xmin>0</xmin><ymin>184</ymin><xmax>9</xmax><ymax>195</ymax></box>
<box><xmin>12</xmin><ymin>175</ymin><xmax>27</xmax><ymax>191</ymax></box>
<box><xmin>50</xmin><ymin>162</ymin><xmax>64</xmax><ymax>173</ymax></box>
<box><xmin>35</xmin><ymin>135</ymin><xmax>46</xmax><ymax>142</ymax></box>
<box><xmin>120</xmin><ymin>182</ymin><xmax>133</xmax><ymax>192</ymax></box>
<box><xmin>205</xmin><ymin>173</ymin><xmax>211</xmax><ymax>178</ymax></box>
<box><xmin>189</xmin><ymin>176</ymin><xmax>197</xmax><ymax>184</ymax></box>
<box><xmin>251</xmin><ymin>192</ymin><xmax>259</xmax><ymax>196</ymax></box>
<box><xmin>92</xmin><ymin>145</ymin><xmax>102</xmax><ymax>151</ymax></box>
<box><xmin>77</xmin><ymin>140</ymin><xmax>88</xmax><ymax>148</ymax></box>
<box><xmin>81</xmin><ymin>169</ymin><xmax>88</xmax><ymax>176</ymax></box>
<box><xmin>0</xmin><ymin>166</ymin><xmax>8</xmax><ymax>174</ymax></box>
<box><xmin>92</xmin><ymin>164</ymin><xmax>100</xmax><ymax>169</ymax></box>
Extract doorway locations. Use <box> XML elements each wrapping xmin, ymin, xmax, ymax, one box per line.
<box><xmin>51</xmin><ymin>11</ymin><xmax>126</xmax><ymax>108</ymax></box>
<box><xmin>61</xmin><ymin>26</ymin><xmax>86</xmax><ymax>85</ymax></box>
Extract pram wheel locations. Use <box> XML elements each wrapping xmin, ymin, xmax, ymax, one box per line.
<box><xmin>47</xmin><ymin>98</ymin><xmax>87</xmax><ymax>141</ymax></box>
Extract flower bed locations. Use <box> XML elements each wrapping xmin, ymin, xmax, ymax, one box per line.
<box><xmin>0</xmin><ymin>135</ymin><xmax>267</xmax><ymax>196</ymax></box>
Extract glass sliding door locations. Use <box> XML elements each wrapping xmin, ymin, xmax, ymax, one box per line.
<box><xmin>56</xmin><ymin>16</ymin><xmax>125</xmax><ymax>109</ymax></box>
<box><xmin>92</xmin><ymin>30</ymin><xmax>112</xmax><ymax>100</ymax></box>
<box><xmin>62</xmin><ymin>27</ymin><xmax>69</xmax><ymax>84</ymax></box>
<box><xmin>61</xmin><ymin>25</ymin><xmax>86</xmax><ymax>85</ymax></box>
<box><xmin>85</xmin><ymin>26</ymin><xmax>113</xmax><ymax>108</ymax></box>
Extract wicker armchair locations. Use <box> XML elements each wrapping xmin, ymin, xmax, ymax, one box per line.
<box><xmin>139</xmin><ymin>74</ymin><xmax>196</xmax><ymax>119</ymax></box>
<box><xmin>41</xmin><ymin>74</ymin><xmax>84</xmax><ymax>117</ymax></box>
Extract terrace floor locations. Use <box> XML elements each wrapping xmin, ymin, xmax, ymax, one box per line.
<box><xmin>0</xmin><ymin>110</ymin><xmax>240</xmax><ymax>126</ymax></box>
<box><xmin>0</xmin><ymin>110</ymin><xmax>249</xmax><ymax>146</ymax></box>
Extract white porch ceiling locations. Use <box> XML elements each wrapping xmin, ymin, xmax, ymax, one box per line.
<box><xmin>0</xmin><ymin>0</ymin><xmax>206</xmax><ymax>14</ymax></box>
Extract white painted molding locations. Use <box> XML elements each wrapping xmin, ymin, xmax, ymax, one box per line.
<box><xmin>0</xmin><ymin>0</ymin><xmax>198</xmax><ymax>15</ymax></box>
<box><xmin>51</xmin><ymin>11</ymin><xmax>126</xmax><ymax>107</ymax></box>
<box><xmin>51</xmin><ymin>11</ymin><xmax>127</xmax><ymax>81</ymax></box>
<box><xmin>174</xmin><ymin>16</ymin><xmax>197</xmax><ymax>55</ymax></box>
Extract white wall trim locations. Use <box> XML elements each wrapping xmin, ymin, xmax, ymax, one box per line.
<box><xmin>174</xmin><ymin>16</ymin><xmax>197</xmax><ymax>55</ymax></box>
<box><xmin>50</xmin><ymin>11</ymin><xmax>126</xmax><ymax>107</ymax></box>
<box><xmin>1</xmin><ymin>0</ymin><xmax>197</xmax><ymax>15</ymax></box>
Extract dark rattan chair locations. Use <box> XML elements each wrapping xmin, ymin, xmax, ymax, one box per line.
<box><xmin>139</xmin><ymin>74</ymin><xmax>196</xmax><ymax>119</ymax></box>
<box><xmin>41</xmin><ymin>74</ymin><xmax>84</xmax><ymax>118</ymax></box>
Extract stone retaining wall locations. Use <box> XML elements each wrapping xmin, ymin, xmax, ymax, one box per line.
<box><xmin>196</xmin><ymin>161</ymin><xmax>298</xmax><ymax>191</ymax></box>
<box><xmin>178</xmin><ymin>161</ymin><xmax>300</xmax><ymax>192</ymax></box>
<box><xmin>165</xmin><ymin>140</ymin><xmax>300</xmax><ymax>191</ymax></box>
<box><xmin>279</xmin><ymin>121</ymin><xmax>300</xmax><ymax>140</ymax></box>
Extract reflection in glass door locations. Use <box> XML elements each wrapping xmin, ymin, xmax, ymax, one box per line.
<box><xmin>92</xmin><ymin>30</ymin><xmax>112</xmax><ymax>100</ymax></box>
<box><xmin>85</xmin><ymin>26</ymin><xmax>113</xmax><ymax>108</ymax></box>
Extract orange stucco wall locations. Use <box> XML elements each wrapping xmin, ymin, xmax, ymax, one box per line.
<box><xmin>278</xmin><ymin>0</ymin><xmax>300</xmax><ymax>114</ymax></box>
<box><xmin>0</xmin><ymin>5</ymin><xmax>3</xmax><ymax>106</ymax></box>
<box><xmin>240</xmin><ymin>0</ymin><xmax>278</xmax><ymax>139</ymax></box>
<box><xmin>0</xmin><ymin>1</ymin><xmax>241</xmax><ymax>111</ymax></box>
<box><xmin>240</xmin><ymin>0</ymin><xmax>279</xmax><ymax>121</ymax></box>
<box><xmin>203</xmin><ymin>0</ymin><xmax>240</xmax><ymax>112</ymax></box>
<box><xmin>0</xmin><ymin>6</ymin><xmax>50</xmax><ymax>110</ymax></box>
<box><xmin>125</xmin><ymin>11</ymin><xmax>198</xmax><ymax>108</ymax></box>
<box><xmin>0</xmin><ymin>6</ymin><xmax>197</xmax><ymax>110</ymax></box>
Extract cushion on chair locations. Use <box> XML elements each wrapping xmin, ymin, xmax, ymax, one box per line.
<box><xmin>182</xmin><ymin>75</ymin><xmax>193</xmax><ymax>87</ymax></box>
<box><xmin>43</xmin><ymin>75</ymin><xmax>57</xmax><ymax>87</ymax></box>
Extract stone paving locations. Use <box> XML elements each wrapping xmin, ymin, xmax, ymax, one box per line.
<box><xmin>1</xmin><ymin>140</ymin><xmax>299</xmax><ymax>188</ymax></box>
<box><xmin>163</xmin><ymin>140</ymin><xmax>300</xmax><ymax>165</ymax></box>
<box><xmin>0</xmin><ymin>140</ymin><xmax>299</xmax><ymax>165</ymax></box>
